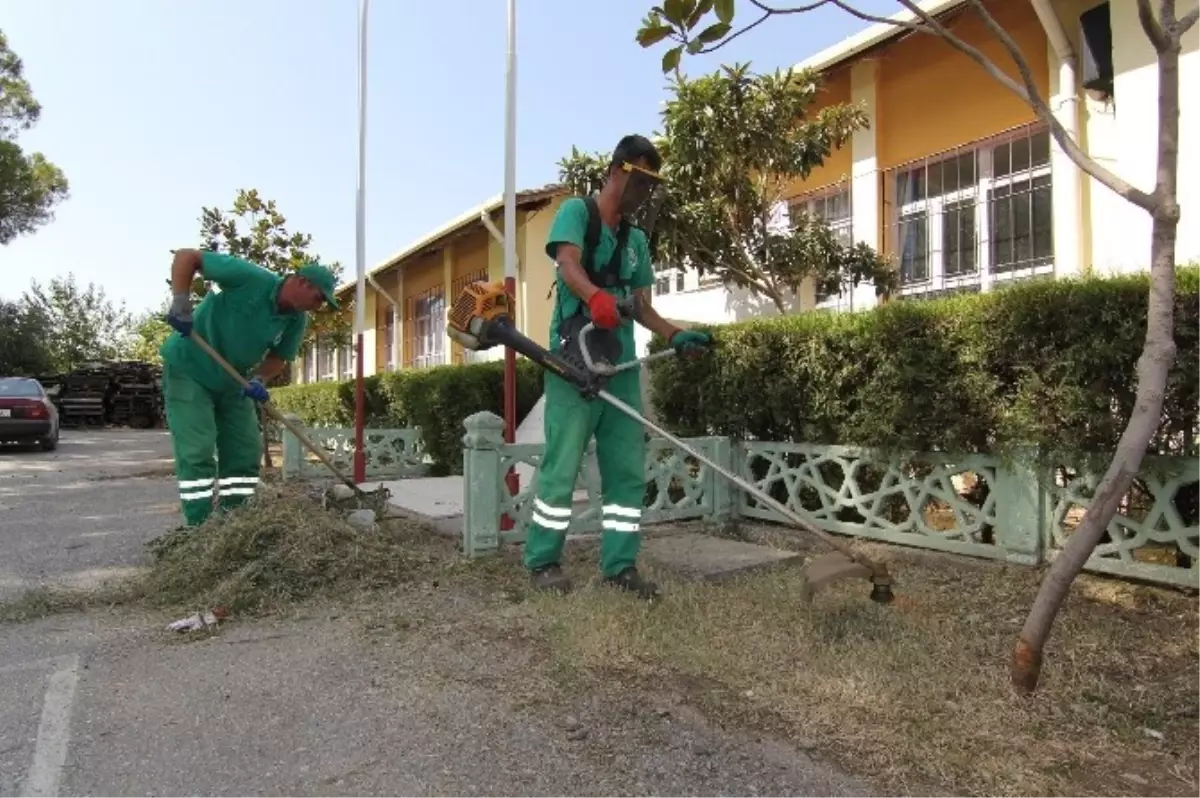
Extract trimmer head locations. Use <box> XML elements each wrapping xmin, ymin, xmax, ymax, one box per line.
<box><xmin>797</xmin><ymin>551</ymin><xmax>894</xmax><ymax>604</ymax></box>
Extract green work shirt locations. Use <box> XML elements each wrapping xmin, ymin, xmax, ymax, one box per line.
<box><xmin>545</xmin><ymin>196</ymin><xmax>654</xmax><ymax>366</ymax></box>
<box><xmin>160</xmin><ymin>253</ymin><xmax>309</xmax><ymax>393</ymax></box>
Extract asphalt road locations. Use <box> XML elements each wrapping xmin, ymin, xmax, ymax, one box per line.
<box><xmin>0</xmin><ymin>429</ymin><xmax>179</xmax><ymax>602</ymax></box>
<box><xmin>0</xmin><ymin>429</ymin><xmax>869</xmax><ymax>797</ymax></box>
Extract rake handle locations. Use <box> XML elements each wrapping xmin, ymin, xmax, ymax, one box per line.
<box><xmin>186</xmin><ymin>332</ymin><xmax>367</xmax><ymax>498</ymax></box>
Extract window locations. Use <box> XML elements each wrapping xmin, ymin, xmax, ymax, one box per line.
<box><xmin>303</xmin><ymin>345</ymin><xmax>315</xmax><ymax>383</ymax></box>
<box><xmin>889</xmin><ymin>125</ymin><xmax>1053</xmax><ymax>299</ymax></box>
<box><xmin>340</xmin><ymin>342</ymin><xmax>355</xmax><ymax>379</ymax></box>
<box><xmin>383</xmin><ymin>306</ymin><xmax>396</xmax><ymax>371</ymax></box>
<box><xmin>790</xmin><ymin>185</ymin><xmax>853</xmax><ymax>306</ymax></box>
<box><xmin>653</xmin><ymin>267</ymin><xmax>687</xmax><ymax>296</ymax></box>
<box><xmin>407</xmin><ymin>286</ymin><xmax>446</xmax><ymax>368</ymax></box>
<box><xmin>316</xmin><ymin>337</ymin><xmax>335</xmax><ymax>381</ymax></box>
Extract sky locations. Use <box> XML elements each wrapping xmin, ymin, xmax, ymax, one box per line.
<box><xmin>0</xmin><ymin>0</ymin><xmax>897</xmax><ymax>316</ymax></box>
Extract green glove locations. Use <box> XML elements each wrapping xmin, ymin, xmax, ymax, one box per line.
<box><xmin>668</xmin><ymin>329</ymin><xmax>712</xmax><ymax>357</ymax></box>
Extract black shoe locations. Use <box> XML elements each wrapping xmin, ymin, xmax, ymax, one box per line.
<box><xmin>603</xmin><ymin>567</ymin><xmax>661</xmax><ymax>601</ymax></box>
<box><xmin>530</xmin><ymin>563</ymin><xmax>572</xmax><ymax>594</ymax></box>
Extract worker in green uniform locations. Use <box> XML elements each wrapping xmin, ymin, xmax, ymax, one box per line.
<box><xmin>160</xmin><ymin>249</ymin><xmax>338</xmax><ymax>527</ymax></box>
<box><xmin>526</xmin><ymin>134</ymin><xmax>712</xmax><ymax>599</ymax></box>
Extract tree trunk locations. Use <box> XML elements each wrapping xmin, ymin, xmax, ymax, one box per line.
<box><xmin>1011</xmin><ymin>25</ymin><xmax>1182</xmax><ymax>694</ymax></box>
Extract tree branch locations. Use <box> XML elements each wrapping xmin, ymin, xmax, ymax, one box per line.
<box><xmin>693</xmin><ymin>0</ymin><xmax>1158</xmax><ymax>210</ymax></box>
<box><xmin>897</xmin><ymin>0</ymin><xmax>1157</xmax><ymax>212</ymax></box>
<box><xmin>1175</xmin><ymin>7</ymin><xmax>1198</xmax><ymax>36</ymax></box>
<box><xmin>1137</xmin><ymin>0</ymin><xmax>1170</xmax><ymax>51</ymax></box>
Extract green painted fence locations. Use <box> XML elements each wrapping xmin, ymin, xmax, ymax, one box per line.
<box><xmin>461</xmin><ymin>411</ymin><xmax>1199</xmax><ymax>589</ymax></box>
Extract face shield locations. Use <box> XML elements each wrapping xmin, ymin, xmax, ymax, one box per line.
<box><xmin>617</xmin><ymin>162</ymin><xmax>667</xmax><ymax>239</ymax></box>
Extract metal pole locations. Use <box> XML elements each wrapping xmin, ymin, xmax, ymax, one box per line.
<box><xmin>502</xmin><ymin>0</ymin><xmax>518</xmax><ymax>445</ymax></box>
<box><xmin>352</xmin><ymin>0</ymin><xmax>369</xmax><ymax>484</ymax></box>
<box><xmin>500</xmin><ymin>0</ymin><xmax>520</xmax><ymax>529</ymax></box>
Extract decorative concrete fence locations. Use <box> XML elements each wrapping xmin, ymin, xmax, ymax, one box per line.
<box><xmin>279</xmin><ymin>413</ymin><xmax>429</xmax><ymax>481</ymax></box>
<box><xmin>461</xmin><ymin>411</ymin><xmax>1199</xmax><ymax>589</ymax></box>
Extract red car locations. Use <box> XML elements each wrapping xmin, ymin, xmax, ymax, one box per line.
<box><xmin>0</xmin><ymin>376</ymin><xmax>61</xmax><ymax>451</ymax></box>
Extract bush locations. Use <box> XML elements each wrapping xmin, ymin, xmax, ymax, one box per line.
<box><xmin>648</xmin><ymin>267</ymin><xmax>1200</xmax><ymax>460</ymax></box>
<box><xmin>270</xmin><ymin>357</ymin><xmax>545</xmax><ymax>475</ymax></box>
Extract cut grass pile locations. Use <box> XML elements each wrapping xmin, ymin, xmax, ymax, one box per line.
<box><xmin>1</xmin><ymin>481</ymin><xmax>436</xmax><ymax>620</ymax></box>
<box><xmin>504</xmin><ymin>528</ymin><xmax>1199</xmax><ymax>797</ymax></box>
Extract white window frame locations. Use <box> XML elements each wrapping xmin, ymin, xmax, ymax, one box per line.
<box><xmin>303</xmin><ymin>345</ymin><xmax>315</xmax><ymax>383</ymax></box>
<box><xmin>383</xmin><ymin>305</ymin><xmax>396</xmax><ymax>371</ymax></box>
<box><xmin>317</xmin><ymin>338</ymin><xmax>335</xmax><ymax>381</ymax></box>
<box><xmin>653</xmin><ymin>266</ymin><xmax>687</xmax><ymax>297</ymax></box>
<box><xmin>410</xmin><ymin>289</ymin><xmax>446</xmax><ymax>369</ymax></box>
<box><xmin>789</xmin><ymin>184</ymin><xmax>853</xmax><ymax>310</ymax></box>
<box><xmin>893</xmin><ymin>125</ymin><xmax>1055</xmax><ymax>300</ymax></box>
<box><xmin>339</xmin><ymin>342</ymin><xmax>355</xmax><ymax>379</ymax></box>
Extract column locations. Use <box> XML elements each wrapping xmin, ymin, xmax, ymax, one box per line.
<box><xmin>849</xmin><ymin>58</ymin><xmax>881</xmax><ymax>312</ymax></box>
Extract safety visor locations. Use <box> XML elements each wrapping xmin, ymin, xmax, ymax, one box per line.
<box><xmin>619</xmin><ymin>161</ymin><xmax>667</xmax><ymax>236</ymax></box>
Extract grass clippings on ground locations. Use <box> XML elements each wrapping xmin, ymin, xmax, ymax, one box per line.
<box><xmin>501</xmin><ymin>526</ymin><xmax>1199</xmax><ymax>798</ymax></box>
<box><xmin>0</xmin><ymin>481</ymin><xmax>440</xmax><ymax>622</ymax></box>
<box><xmin>135</xmin><ymin>481</ymin><xmax>436</xmax><ymax>615</ymax></box>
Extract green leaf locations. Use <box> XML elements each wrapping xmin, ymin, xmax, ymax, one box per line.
<box><xmin>687</xmin><ymin>0</ymin><xmax>715</xmax><ymax>29</ymax></box>
<box><xmin>663</xmin><ymin>0</ymin><xmax>687</xmax><ymax>25</ymax></box>
<box><xmin>687</xmin><ymin>38</ymin><xmax>705</xmax><ymax>54</ymax></box>
<box><xmin>636</xmin><ymin>23</ymin><xmax>674</xmax><ymax>47</ymax></box>
<box><xmin>697</xmin><ymin>21</ymin><xmax>732</xmax><ymax>43</ymax></box>
<box><xmin>662</xmin><ymin>44</ymin><xmax>684</xmax><ymax>73</ymax></box>
<box><xmin>715</xmin><ymin>0</ymin><xmax>736</xmax><ymax>25</ymax></box>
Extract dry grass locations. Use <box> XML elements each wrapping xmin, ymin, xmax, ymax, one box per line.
<box><xmin>504</xmin><ymin>525</ymin><xmax>1199</xmax><ymax>797</ymax></box>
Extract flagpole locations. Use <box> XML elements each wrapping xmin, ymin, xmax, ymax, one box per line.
<box><xmin>352</xmin><ymin>0</ymin><xmax>369</xmax><ymax>484</ymax></box>
<box><xmin>501</xmin><ymin>0</ymin><xmax>520</xmax><ymax>525</ymax></box>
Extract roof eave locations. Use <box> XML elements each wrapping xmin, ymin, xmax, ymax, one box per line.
<box><xmin>791</xmin><ymin>0</ymin><xmax>967</xmax><ymax>74</ymax></box>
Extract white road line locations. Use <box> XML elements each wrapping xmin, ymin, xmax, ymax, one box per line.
<box><xmin>20</xmin><ymin>653</ymin><xmax>81</xmax><ymax>798</ymax></box>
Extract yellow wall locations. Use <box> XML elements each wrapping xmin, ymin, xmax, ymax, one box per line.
<box><xmin>451</xmin><ymin>229</ymin><xmax>491</xmax><ymax>282</ymax></box>
<box><xmin>782</xmin><ymin>64</ymin><xmax>855</xmax><ymax>199</ymax></box>
<box><xmin>876</xmin><ymin>0</ymin><xmax>1049</xmax><ymax>171</ymax></box>
<box><xmin>518</xmin><ymin>197</ymin><xmax>562</xmax><ymax>349</ymax></box>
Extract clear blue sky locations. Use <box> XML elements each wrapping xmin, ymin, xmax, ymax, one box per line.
<box><xmin>0</xmin><ymin>0</ymin><xmax>895</xmax><ymax>316</ymax></box>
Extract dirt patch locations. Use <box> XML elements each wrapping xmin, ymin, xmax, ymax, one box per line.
<box><xmin>4</xmin><ymin>504</ymin><xmax>1194</xmax><ymax>796</ymax></box>
<box><xmin>508</xmin><ymin>524</ymin><xmax>1199</xmax><ymax>797</ymax></box>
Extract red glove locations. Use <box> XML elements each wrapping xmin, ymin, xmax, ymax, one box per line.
<box><xmin>587</xmin><ymin>291</ymin><xmax>621</xmax><ymax>329</ymax></box>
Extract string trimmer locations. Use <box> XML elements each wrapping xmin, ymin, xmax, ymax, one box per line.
<box><xmin>447</xmin><ymin>281</ymin><xmax>894</xmax><ymax>604</ymax></box>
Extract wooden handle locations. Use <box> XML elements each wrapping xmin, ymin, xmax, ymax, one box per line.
<box><xmin>187</xmin><ymin>332</ymin><xmax>365</xmax><ymax>497</ymax></box>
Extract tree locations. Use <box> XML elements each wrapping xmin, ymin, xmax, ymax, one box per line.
<box><xmin>22</xmin><ymin>274</ymin><xmax>135</xmax><ymax>372</ymax></box>
<box><xmin>198</xmin><ymin>188</ymin><xmax>352</xmax><ymax>366</ymax></box>
<box><xmin>559</xmin><ymin>63</ymin><xmax>896</xmax><ymax>312</ymax></box>
<box><xmin>128</xmin><ymin>306</ymin><xmax>172</xmax><ymax>365</ymax></box>
<box><xmin>0</xmin><ymin>29</ymin><xmax>68</xmax><ymax>245</ymax></box>
<box><xmin>0</xmin><ymin>298</ymin><xmax>54</xmax><ymax>376</ymax></box>
<box><xmin>637</xmin><ymin>0</ymin><xmax>1197</xmax><ymax>693</ymax></box>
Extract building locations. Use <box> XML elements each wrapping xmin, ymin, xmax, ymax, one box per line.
<box><xmin>294</xmin><ymin>184</ymin><xmax>568</xmax><ymax>383</ymax></box>
<box><xmin>636</xmin><ymin>0</ymin><xmax>1199</xmax><ymax>355</ymax></box>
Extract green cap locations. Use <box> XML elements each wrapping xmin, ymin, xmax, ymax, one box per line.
<box><xmin>295</xmin><ymin>263</ymin><xmax>339</xmax><ymax>310</ymax></box>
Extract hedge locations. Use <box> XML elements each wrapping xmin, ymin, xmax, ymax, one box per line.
<box><xmin>272</xmin><ymin>358</ymin><xmax>544</xmax><ymax>475</ymax></box>
<box><xmin>648</xmin><ymin>267</ymin><xmax>1200</xmax><ymax>462</ymax></box>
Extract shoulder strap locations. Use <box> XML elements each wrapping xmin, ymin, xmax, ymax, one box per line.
<box><xmin>582</xmin><ymin>196</ymin><xmax>602</xmax><ymax>271</ymax></box>
<box><xmin>594</xmin><ymin>220</ymin><xmax>631</xmax><ymax>290</ymax></box>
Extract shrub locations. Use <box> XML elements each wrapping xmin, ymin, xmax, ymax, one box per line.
<box><xmin>648</xmin><ymin>267</ymin><xmax>1200</xmax><ymax>460</ymax></box>
<box><xmin>270</xmin><ymin>357</ymin><xmax>545</xmax><ymax>475</ymax></box>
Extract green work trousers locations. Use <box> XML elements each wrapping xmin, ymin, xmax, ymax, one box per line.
<box><xmin>162</xmin><ymin>363</ymin><xmax>263</xmax><ymax>527</ymax></box>
<box><xmin>524</xmin><ymin>367</ymin><xmax>645</xmax><ymax>578</ymax></box>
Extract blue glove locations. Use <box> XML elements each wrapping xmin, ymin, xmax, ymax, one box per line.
<box><xmin>166</xmin><ymin>293</ymin><xmax>193</xmax><ymax>336</ymax></box>
<box><xmin>668</xmin><ymin>329</ymin><xmax>712</xmax><ymax>358</ymax></box>
<box><xmin>242</xmin><ymin>377</ymin><xmax>269</xmax><ymax>403</ymax></box>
